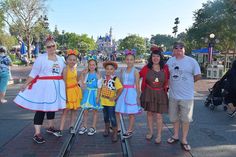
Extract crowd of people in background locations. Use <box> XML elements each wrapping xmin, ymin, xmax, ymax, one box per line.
<box><xmin>1</xmin><ymin>35</ymin><xmax>236</xmax><ymax>152</ymax></box>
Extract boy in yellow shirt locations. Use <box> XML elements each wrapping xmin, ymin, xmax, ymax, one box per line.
<box><xmin>99</xmin><ymin>61</ymin><xmax>123</xmax><ymax>142</ymax></box>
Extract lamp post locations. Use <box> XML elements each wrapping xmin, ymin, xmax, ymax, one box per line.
<box><xmin>62</xmin><ymin>30</ymin><xmax>65</xmax><ymax>44</ymax></box>
<box><xmin>43</xmin><ymin>15</ymin><xmax>49</xmax><ymax>30</ymax></box>
<box><xmin>161</xmin><ymin>44</ymin><xmax>166</xmax><ymax>52</ymax></box>
<box><xmin>204</xmin><ymin>33</ymin><xmax>219</xmax><ymax>64</ymax></box>
<box><xmin>62</xmin><ymin>30</ymin><xmax>66</xmax><ymax>50</ymax></box>
<box><xmin>78</xmin><ymin>42</ymin><xmax>88</xmax><ymax>56</ymax></box>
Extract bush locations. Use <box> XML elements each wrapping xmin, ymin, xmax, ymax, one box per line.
<box><xmin>8</xmin><ymin>54</ymin><xmax>16</xmax><ymax>62</ymax></box>
<box><xmin>13</xmin><ymin>60</ymin><xmax>24</xmax><ymax>65</ymax></box>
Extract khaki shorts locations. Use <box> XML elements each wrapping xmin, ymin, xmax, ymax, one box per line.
<box><xmin>169</xmin><ymin>98</ymin><xmax>194</xmax><ymax>123</ymax></box>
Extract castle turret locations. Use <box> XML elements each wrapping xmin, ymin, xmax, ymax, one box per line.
<box><xmin>109</xmin><ymin>27</ymin><xmax>112</xmax><ymax>45</ymax></box>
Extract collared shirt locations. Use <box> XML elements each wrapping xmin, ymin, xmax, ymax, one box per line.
<box><xmin>100</xmin><ymin>75</ymin><xmax>123</xmax><ymax>106</ymax></box>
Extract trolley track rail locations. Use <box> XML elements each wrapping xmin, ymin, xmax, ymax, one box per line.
<box><xmin>56</xmin><ymin>111</ymin><xmax>133</xmax><ymax>157</ymax></box>
<box><xmin>57</xmin><ymin>109</ymin><xmax>84</xmax><ymax>157</ymax></box>
<box><xmin>119</xmin><ymin>114</ymin><xmax>133</xmax><ymax>157</ymax></box>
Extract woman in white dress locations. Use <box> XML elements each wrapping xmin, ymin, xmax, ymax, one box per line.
<box><xmin>14</xmin><ymin>36</ymin><xmax>66</xmax><ymax>144</ymax></box>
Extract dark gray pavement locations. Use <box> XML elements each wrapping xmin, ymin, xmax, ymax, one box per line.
<box><xmin>0</xmin><ymin>64</ymin><xmax>236</xmax><ymax>157</ymax></box>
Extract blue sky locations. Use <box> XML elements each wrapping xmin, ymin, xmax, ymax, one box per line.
<box><xmin>47</xmin><ymin>0</ymin><xmax>209</xmax><ymax>40</ymax></box>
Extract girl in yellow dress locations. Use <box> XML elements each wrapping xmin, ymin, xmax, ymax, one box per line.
<box><xmin>54</xmin><ymin>49</ymin><xmax>82</xmax><ymax>137</ymax></box>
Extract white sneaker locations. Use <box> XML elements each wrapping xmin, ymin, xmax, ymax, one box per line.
<box><xmin>78</xmin><ymin>127</ymin><xmax>87</xmax><ymax>135</ymax></box>
<box><xmin>87</xmin><ymin>127</ymin><xmax>96</xmax><ymax>136</ymax></box>
<box><xmin>0</xmin><ymin>99</ymin><xmax>7</xmax><ymax>104</ymax></box>
<box><xmin>53</xmin><ymin>130</ymin><xmax>63</xmax><ymax>137</ymax></box>
<box><xmin>69</xmin><ymin>127</ymin><xmax>76</xmax><ymax>134</ymax></box>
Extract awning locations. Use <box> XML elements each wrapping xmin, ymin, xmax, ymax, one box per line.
<box><xmin>162</xmin><ymin>51</ymin><xmax>172</xmax><ymax>56</ymax></box>
<box><xmin>192</xmin><ymin>48</ymin><xmax>219</xmax><ymax>54</ymax></box>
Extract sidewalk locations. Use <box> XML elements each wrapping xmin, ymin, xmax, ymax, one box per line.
<box><xmin>2</xmin><ymin>65</ymin><xmax>236</xmax><ymax>157</ymax></box>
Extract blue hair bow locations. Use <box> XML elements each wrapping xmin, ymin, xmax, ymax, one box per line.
<box><xmin>87</xmin><ymin>55</ymin><xmax>97</xmax><ymax>61</ymax></box>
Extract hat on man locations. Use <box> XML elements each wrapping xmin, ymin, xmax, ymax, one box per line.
<box><xmin>103</xmin><ymin>61</ymin><xmax>118</xmax><ymax>70</ymax></box>
<box><xmin>173</xmin><ymin>42</ymin><xmax>185</xmax><ymax>49</ymax></box>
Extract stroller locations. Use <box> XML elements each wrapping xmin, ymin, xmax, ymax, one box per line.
<box><xmin>204</xmin><ymin>71</ymin><xmax>230</xmax><ymax>111</ymax></box>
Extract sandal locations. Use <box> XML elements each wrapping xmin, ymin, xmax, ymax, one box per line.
<box><xmin>155</xmin><ymin>137</ymin><xmax>161</xmax><ymax>144</ymax></box>
<box><xmin>123</xmin><ymin>131</ymin><xmax>133</xmax><ymax>139</ymax></box>
<box><xmin>110</xmin><ymin>126</ymin><xmax>121</xmax><ymax>134</ymax></box>
<box><xmin>181</xmin><ymin>143</ymin><xmax>191</xmax><ymax>151</ymax></box>
<box><xmin>167</xmin><ymin>137</ymin><xmax>179</xmax><ymax>144</ymax></box>
<box><xmin>145</xmin><ymin>133</ymin><xmax>153</xmax><ymax>140</ymax></box>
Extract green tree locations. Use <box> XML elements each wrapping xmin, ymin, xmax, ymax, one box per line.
<box><xmin>185</xmin><ymin>0</ymin><xmax>236</xmax><ymax>52</ymax></box>
<box><xmin>0</xmin><ymin>0</ymin><xmax>48</xmax><ymax>58</ymax></box>
<box><xmin>118</xmin><ymin>35</ymin><xmax>146</xmax><ymax>55</ymax></box>
<box><xmin>66</xmin><ymin>32</ymin><xmax>80</xmax><ymax>49</ymax></box>
<box><xmin>0</xmin><ymin>32</ymin><xmax>17</xmax><ymax>50</ymax></box>
<box><xmin>77</xmin><ymin>34</ymin><xmax>96</xmax><ymax>54</ymax></box>
<box><xmin>0</xmin><ymin>10</ymin><xmax>4</xmax><ymax>33</ymax></box>
<box><xmin>55</xmin><ymin>32</ymin><xmax>96</xmax><ymax>54</ymax></box>
<box><xmin>52</xmin><ymin>25</ymin><xmax>60</xmax><ymax>42</ymax></box>
<box><xmin>150</xmin><ymin>34</ymin><xmax>176</xmax><ymax>51</ymax></box>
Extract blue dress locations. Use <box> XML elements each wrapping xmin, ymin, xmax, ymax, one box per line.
<box><xmin>81</xmin><ymin>72</ymin><xmax>103</xmax><ymax>110</ymax></box>
<box><xmin>115</xmin><ymin>67</ymin><xmax>142</xmax><ymax>114</ymax></box>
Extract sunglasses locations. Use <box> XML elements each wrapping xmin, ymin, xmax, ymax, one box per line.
<box><xmin>47</xmin><ymin>45</ymin><xmax>55</xmax><ymax>49</ymax></box>
<box><xmin>174</xmin><ymin>46</ymin><xmax>183</xmax><ymax>49</ymax></box>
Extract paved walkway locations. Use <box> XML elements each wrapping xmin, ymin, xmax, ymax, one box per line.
<box><xmin>2</xmin><ymin>64</ymin><xmax>233</xmax><ymax>157</ymax></box>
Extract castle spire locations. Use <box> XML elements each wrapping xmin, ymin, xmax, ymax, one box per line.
<box><xmin>109</xmin><ymin>26</ymin><xmax>112</xmax><ymax>38</ymax></box>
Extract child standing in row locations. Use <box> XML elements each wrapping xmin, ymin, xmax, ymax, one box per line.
<box><xmin>116</xmin><ymin>49</ymin><xmax>142</xmax><ymax>139</ymax></box>
<box><xmin>54</xmin><ymin>49</ymin><xmax>82</xmax><ymax>137</ymax></box>
<box><xmin>99</xmin><ymin>61</ymin><xmax>123</xmax><ymax>142</ymax></box>
<box><xmin>79</xmin><ymin>55</ymin><xmax>103</xmax><ymax>136</ymax></box>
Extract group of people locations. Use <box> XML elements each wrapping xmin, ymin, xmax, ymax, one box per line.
<box><xmin>13</xmin><ymin>35</ymin><xmax>202</xmax><ymax>152</ymax></box>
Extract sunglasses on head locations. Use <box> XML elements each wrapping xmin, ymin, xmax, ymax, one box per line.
<box><xmin>47</xmin><ymin>45</ymin><xmax>55</xmax><ymax>49</ymax></box>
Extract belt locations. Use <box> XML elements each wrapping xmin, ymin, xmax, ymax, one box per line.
<box><xmin>29</xmin><ymin>75</ymin><xmax>63</xmax><ymax>89</ymax></box>
<box><xmin>87</xmin><ymin>87</ymin><xmax>97</xmax><ymax>91</ymax></box>
<box><xmin>146</xmin><ymin>84</ymin><xmax>163</xmax><ymax>91</ymax></box>
<box><xmin>67</xmin><ymin>84</ymin><xmax>78</xmax><ymax>89</ymax></box>
<box><xmin>123</xmin><ymin>84</ymin><xmax>135</xmax><ymax>88</ymax></box>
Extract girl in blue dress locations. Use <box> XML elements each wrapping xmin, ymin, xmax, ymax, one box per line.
<box><xmin>116</xmin><ymin>49</ymin><xmax>142</xmax><ymax>138</ymax></box>
<box><xmin>79</xmin><ymin>55</ymin><xmax>103</xmax><ymax>136</ymax></box>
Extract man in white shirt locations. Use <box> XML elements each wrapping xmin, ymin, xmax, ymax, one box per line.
<box><xmin>166</xmin><ymin>42</ymin><xmax>201</xmax><ymax>151</ymax></box>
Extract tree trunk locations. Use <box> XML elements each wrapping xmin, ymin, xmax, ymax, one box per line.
<box><xmin>27</xmin><ymin>32</ymin><xmax>31</xmax><ymax>60</ymax></box>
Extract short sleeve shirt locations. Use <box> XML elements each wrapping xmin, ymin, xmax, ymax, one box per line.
<box><xmin>29</xmin><ymin>53</ymin><xmax>66</xmax><ymax>78</ymax></box>
<box><xmin>166</xmin><ymin>56</ymin><xmax>201</xmax><ymax>100</ymax></box>
<box><xmin>100</xmin><ymin>76</ymin><xmax>123</xmax><ymax>106</ymax></box>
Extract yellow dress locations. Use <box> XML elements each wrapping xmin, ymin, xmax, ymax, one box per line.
<box><xmin>66</xmin><ymin>67</ymin><xmax>82</xmax><ymax>110</ymax></box>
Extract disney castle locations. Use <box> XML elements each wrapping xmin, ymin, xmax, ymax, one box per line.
<box><xmin>96</xmin><ymin>27</ymin><xmax>117</xmax><ymax>58</ymax></box>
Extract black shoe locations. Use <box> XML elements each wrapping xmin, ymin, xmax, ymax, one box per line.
<box><xmin>33</xmin><ymin>134</ymin><xmax>45</xmax><ymax>144</ymax></box>
<box><xmin>118</xmin><ymin>130</ymin><xmax>121</xmax><ymax>135</ymax></box>
<box><xmin>46</xmin><ymin>127</ymin><xmax>57</xmax><ymax>134</ymax></box>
